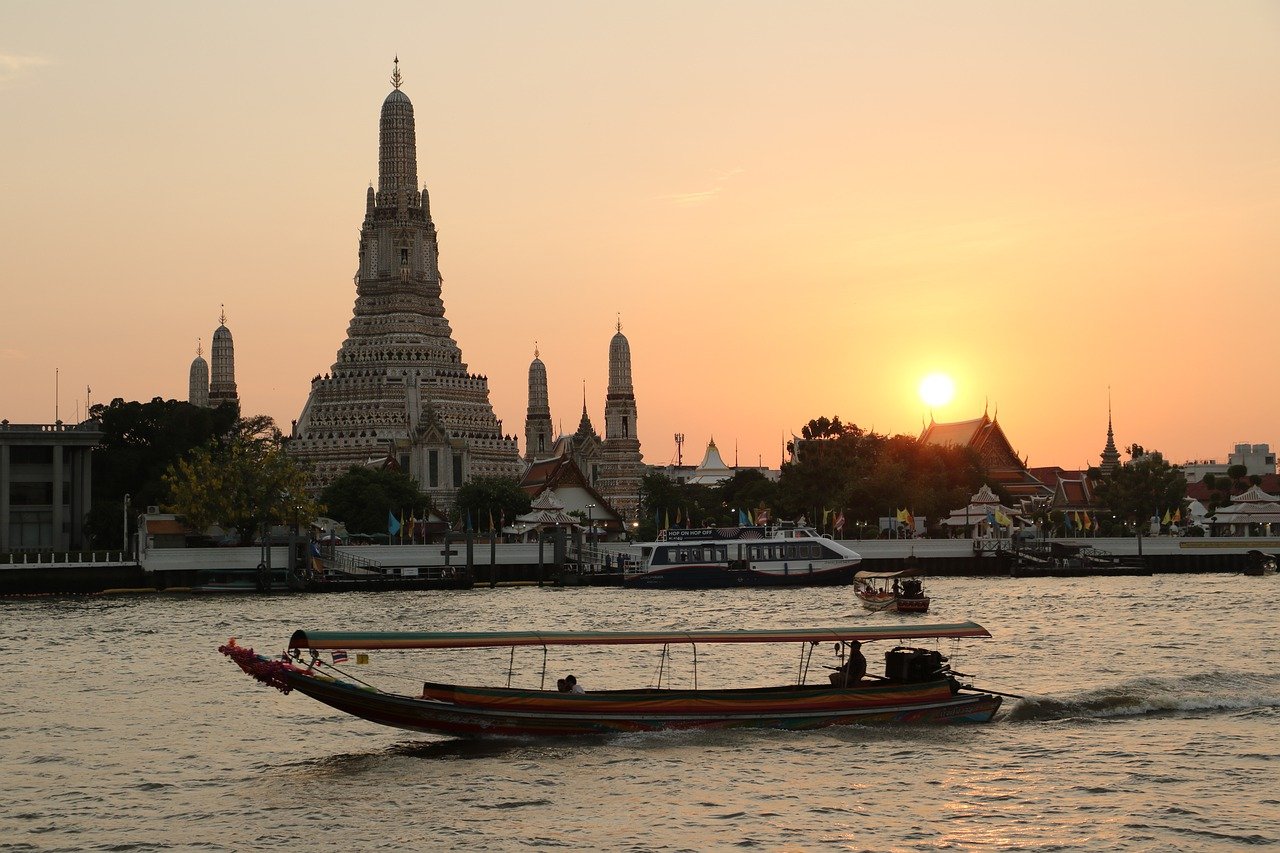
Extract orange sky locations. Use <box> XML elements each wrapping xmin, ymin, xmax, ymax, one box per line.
<box><xmin>2</xmin><ymin>2</ymin><xmax>1278</xmax><ymax>471</ymax></box>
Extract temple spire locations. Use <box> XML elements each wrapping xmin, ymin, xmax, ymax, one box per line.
<box><xmin>1100</xmin><ymin>387</ymin><xmax>1121</xmax><ymax>476</ymax></box>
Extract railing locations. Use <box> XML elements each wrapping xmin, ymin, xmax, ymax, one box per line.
<box><xmin>321</xmin><ymin>549</ymin><xmax>384</xmax><ymax>577</ymax></box>
<box><xmin>567</xmin><ymin>542</ymin><xmax>640</xmax><ymax>575</ymax></box>
<box><xmin>1</xmin><ymin>550</ymin><xmax>136</xmax><ymax>568</ymax></box>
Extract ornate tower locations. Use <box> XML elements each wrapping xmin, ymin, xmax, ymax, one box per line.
<box><xmin>188</xmin><ymin>339</ymin><xmax>209</xmax><ymax>408</ymax></box>
<box><xmin>524</xmin><ymin>346</ymin><xmax>553</xmax><ymax>462</ymax></box>
<box><xmin>288</xmin><ymin>60</ymin><xmax>522</xmax><ymax>502</ymax></box>
<box><xmin>599</xmin><ymin>319</ymin><xmax>644</xmax><ymax>523</ymax></box>
<box><xmin>1099</xmin><ymin>396</ymin><xmax>1120</xmax><ymax>476</ymax></box>
<box><xmin>208</xmin><ymin>308</ymin><xmax>239</xmax><ymax>408</ymax></box>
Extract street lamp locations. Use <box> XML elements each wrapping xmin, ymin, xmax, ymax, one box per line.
<box><xmin>586</xmin><ymin>504</ymin><xmax>596</xmax><ymax>551</ymax></box>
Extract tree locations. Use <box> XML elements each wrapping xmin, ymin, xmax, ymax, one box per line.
<box><xmin>320</xmin><ymin>466</ymin><xmax>433</xmax><ymax>535</ymax></box>
<box><xmin>717</xmin><ymin>470</ymin><xmax>778</xmax><ymax>520</ymax></box>
<box><xmin>453</xmin><ymin>476</ymin><xmax>532</xmax><ymax>532</ymax></box>
<box><xmin>163</xmin><ymin>421</ymin><xmax>320</xmax><ymax>543</ymax></box>
<box><xmin>1094</xmin><ymin>451</ymin><xmax>1187</xmax><ymax>528</ymax></box>
<box><xmin>779</xmin><ymin>417</ymin><xmax>987</xmax><ymax>533</ymax></box>
<box><xmin>84</xmin><ymin>397</ymin><xmax>240</xmax><ymax>547</ymax></box>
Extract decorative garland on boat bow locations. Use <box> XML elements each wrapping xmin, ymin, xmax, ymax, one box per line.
<box><xmin>219</xmin><ymin>639</ymin><xmax>293</xmax><ymax>694</ymax></box>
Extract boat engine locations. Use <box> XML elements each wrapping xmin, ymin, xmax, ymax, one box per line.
<box><xmin>884</xmin><ymin>646</ymin><xmax>949</xmax><ymax>683</ymax></box>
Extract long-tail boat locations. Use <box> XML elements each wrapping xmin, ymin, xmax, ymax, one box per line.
<box><xmin>220</xmin><ymin>622</ymin><xmax>1006</xmax><ymax>738</ymax></box>
<box><xmin>854</xmin><ymin>570</ymin><xmax>931</xmax><ymax>613</ymax></box>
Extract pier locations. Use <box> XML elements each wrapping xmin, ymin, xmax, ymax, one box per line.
<box><xmin>2</xmin><ymin>535</ymin><xmax>1275</xmax><ymax>594</ymax></box>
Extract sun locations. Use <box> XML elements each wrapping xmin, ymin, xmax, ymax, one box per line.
<box><xmin>918</xmin><ymin>372</ymin><xmax>955</xmax><ymax>408</ymax></box>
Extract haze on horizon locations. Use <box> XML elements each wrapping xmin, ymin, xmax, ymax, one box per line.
<box><xmin>2</xmin><ymin>2</ymin><xmax>1277</xmax><ymax>473</ymax></box>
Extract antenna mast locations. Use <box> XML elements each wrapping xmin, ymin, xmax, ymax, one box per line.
<box><xmin>674</xmin><ymin>433</ymin><xmax>685</xmax><ymax>466</ymax></box>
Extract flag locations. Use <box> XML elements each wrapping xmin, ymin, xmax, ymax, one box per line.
<box><xmin>1063</xmin><ymin>512</ymin><xmax>1073</xmax><ymax>531</ymax></box>
<box><xmin>1161</xmin><ymin>508</ymin><xmax>1171</xmax><ymax>525</ymax></box>
<box><xmin>757</xmin><ymin>507</ymin><xmax>770</xmax><ymax>526</ymax></box>
<box><xmin>995</xmin><ymin>510</ymin><xmax>1012</xmax><ymax>527</ymax></box>
<box><xmin>488</xmin><ymin>508</ymin><xmax>495</xmax><ymax>532</ymax></box>
<box><xmin>986</xmin><ymin>510</ymin><xmax>997</xmax><ymax>527</ymax></box>
<box><xmin>675</xmin><ymin>507</ymin><xmax>682</xmax><ymax>525</ymax></box>
<box><xmin>834</xmin><ymin>511</ymin><xmax>845</xmax><ymax>534</ymax></box>
<box><xmin>1173</xmin><ymin>507</ymin><xmax>1182</xmax><ymax>523</ymax></box>
<box><xmin>332</xmin><ymin>650</ymin><xmax>349</xmax><ymax>664</ymax></box>
<box><xmin>466</xmin><ymin>509</ymin><xmax>473</xmax><ymax>531</ymax></box>
<box><xmin>738</xmin><ymin>509</ymin><xmax>749</xmax><ymax>526</ymax></box>
<box><xmin>747</xmin><ymin>508</ymin><xmax>755</xmax><ymax>525</ymax></box>
<box><xmin>388</xmin><ymin>511</ymin><xmax>401</xmax><ymax>536</ymax></box>
<box><xmin>896</xmin><ymin>508</ymin><xmax>907</xmax><ymax>523</ymax></box>
<box><xmin>356</xmin><ymin>653</ymin><xmax>369</xmax><ymax>665</ymax></box>
<box><xmin>823</xmin><ymin>508</ymin><xmax>832</xmax><ymax>526</ymax></box>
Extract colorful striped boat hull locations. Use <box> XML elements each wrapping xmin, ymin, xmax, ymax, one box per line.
<box><xmin>271</xmin><ymin>666</ymin><xmax>1000</xmax><ymax>737</ymax></box>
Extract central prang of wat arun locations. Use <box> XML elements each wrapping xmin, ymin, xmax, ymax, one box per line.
<box><xmin>288</xmin><ymin>61</ymin><xmax>523</xmax><ymax>505</ymax></box>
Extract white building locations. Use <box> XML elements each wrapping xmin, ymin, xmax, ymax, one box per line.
<box><xmin>1181</xmin><ymin>443</ymin><xmax>1276</xmax><ymax>482</ymax></box>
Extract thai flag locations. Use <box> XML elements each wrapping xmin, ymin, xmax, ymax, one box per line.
<box><xmin>332</xmin><ymin>650</ymin><xmax>349</xmax><ymax>664</ymax></box>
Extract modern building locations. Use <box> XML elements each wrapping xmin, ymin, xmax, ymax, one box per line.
<box><xmin>1181</xmin><ymin>443</ymin><xmax>1277</xmax><ymax>482</ymax></box>
<box><xmin>288</xmin><ymin>61</ymin><xmax>522</xmax><ymax>503</ymax></box>
<box><xmin>0</xmin><ymin>420</ymin><xmax>102</xmax><ymax>551</ymax></box>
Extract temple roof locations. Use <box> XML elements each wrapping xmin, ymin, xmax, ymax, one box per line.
<box><xmin>688</xmin><ymin>438</ymin><xmax>733</xmax><ymax>485</ymax></box>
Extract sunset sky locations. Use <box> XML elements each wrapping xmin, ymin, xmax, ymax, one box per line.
<box><xmin>2</xmin><ymin>2</ymin><xmax>1278</xmax><ymax>472</ymax></box>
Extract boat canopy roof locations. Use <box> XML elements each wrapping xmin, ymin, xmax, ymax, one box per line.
<box><xmin>854</xmin><ymin>569</ymin><xmax>921</xmax><ymax>580</ymax></box>
<box><xmin>287</xmin><ymin>621</ymin><xmax>989</xmax><ymax>651</ymax></box>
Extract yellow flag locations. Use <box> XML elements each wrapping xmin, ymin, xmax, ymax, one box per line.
<box><xmin>1161</xmin><ymin>508</ymin><xmax>1171</xmax><ymax>525</ymax></box>
<box><xmin>1173</xmin><ymin>508</ymin><xmax>1182</xmax><ymax>523</ymax></box>
<box><xmin>1083</xmin><ymin>512</ymin><xmax>1092</xmax><ymax>530</ymax></box>
<box><xmin>994</xmin><ymin>510</ymin><xmax>1011</xmax><ymax>527</ymax></box>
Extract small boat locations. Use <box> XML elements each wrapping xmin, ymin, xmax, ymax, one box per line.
<box><xmin>622</xmin><ymin>523</ymin><xmax>861</xmax><ymax>589</ymax></box>
<box><xmin>220</xmin><ymin>621</ymin><xmax>1007</xmax><ymax>738</ymax></box>
<box><xmin>854</xmin><ymin>570</ymin><xmax>930</xmax><ymax>613</ymax></box>
<box><xmin>1244</xmin><ymin>550</ymin><xmax>1277</xmax><ymax>577</ymax></box>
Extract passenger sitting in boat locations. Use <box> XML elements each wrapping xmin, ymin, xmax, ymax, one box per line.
<box><xmin>556</xmin><ymin>678</ymin><xmax>569</xmax><ymax>692</ymax></box>
<box><xmin>565</xmin><ymin>674</ymin><xmax>585</xmax><ymax>694</ymax></box>
<box><xmin>829</xmin><ymin>641</ymin><xmax>867</xmax><ymax>686</ymax></box>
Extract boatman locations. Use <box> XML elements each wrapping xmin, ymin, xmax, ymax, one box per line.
<box><xmin>830</xmin><ymin>641</ymin><xmax>867</xmax><ymax>686</ymax></box>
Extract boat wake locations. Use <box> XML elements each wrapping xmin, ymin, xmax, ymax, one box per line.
<box><xmin>1004</xmin><ymin>670</ymin><xmax>1280</xmax><ymax>722</ymax></box>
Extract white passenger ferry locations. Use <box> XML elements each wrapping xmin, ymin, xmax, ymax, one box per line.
<box><xmin>624</xmin><ymin>524</ymin><xmax>862</xmax><ymax>589</ymax></box>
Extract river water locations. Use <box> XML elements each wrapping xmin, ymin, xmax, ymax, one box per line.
<box><xmin>3</xmin><ymin>574</ymin><xmax>1277</xmax><ymax>851</ymax></box>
